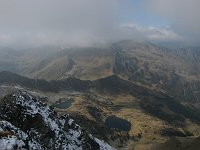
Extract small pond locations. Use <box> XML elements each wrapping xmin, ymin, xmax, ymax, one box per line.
<box><xmin>53</xmin><ymin>99</ymin><xmax>74</xmax><ymax>109</ymax></box>
<box><xmin>105</xmin><ymin>116</ymin><xmax>131</xmax><ymax>132</ymax></box>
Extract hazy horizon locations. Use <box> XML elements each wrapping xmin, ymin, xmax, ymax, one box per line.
<box><xmin>0</xmin><ymin>0</ymin><xmax>199</xmax><ymax>48</ymax></box>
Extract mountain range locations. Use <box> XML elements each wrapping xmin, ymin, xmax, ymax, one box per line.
<box><xmin>0</xmin><ymin>40</ymin><xmax>200</xmax><ymax>149</ymax></box>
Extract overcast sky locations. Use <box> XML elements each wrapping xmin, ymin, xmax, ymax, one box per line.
<box><xmin>0</xmin><ymin>0</ymin><xmax>199</xmax><ymax>48</ymax></box>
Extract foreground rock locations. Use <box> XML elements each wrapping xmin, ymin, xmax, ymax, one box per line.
<box><xmin>0</xmin><ymin>91</ymin><xmax>114</xmax><ymax>150</ymax></box>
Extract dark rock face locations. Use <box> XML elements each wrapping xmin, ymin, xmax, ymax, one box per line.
<box><xmin>112</xmin><ymin>44</ymin><xmax>138</xmax><ymax>75</ymax></box>
<box><xmin>0</xmin><ymin>92</ymin><xmax>114</xmax><ymax>150</ymax></box>
<box><xmin>111</xmin><ymin>42</ymin><xmax>200</xmax><ymax>104</ymax></box>
<box><xmin>176</xmin><ymin>47</ymin><xmax>200</xmax><ymax>63</ymax></box>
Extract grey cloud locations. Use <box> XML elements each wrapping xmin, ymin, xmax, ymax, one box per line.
<box><xmin>0</xmin><ymin>0</ymin><xmax>124</xmax><ymax>48</ymax></box>
<box><xmin>146</xmin><ymin>0</ymin><xmax>200</xmax><ymax>45</ymax></box>
<box><xmin>120</xmin><ymin>23</ymin><xmax>183</xmax><ymax>42</ymax></box>
<box><xmin>0</xmin><ymin>0</ymin><xmax>198</xmax><ymax>48</ymax></box>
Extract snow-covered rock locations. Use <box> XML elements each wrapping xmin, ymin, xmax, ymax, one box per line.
<box><xmin>0</xmin><ymin>91</ymin><xmax>115</xmax><ymax>150</ymax></box>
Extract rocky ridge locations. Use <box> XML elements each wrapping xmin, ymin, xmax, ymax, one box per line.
<box><xmin>0</xmin><ymin>91</ymin><xmax>114</xmax><ymax>150</ymax></box>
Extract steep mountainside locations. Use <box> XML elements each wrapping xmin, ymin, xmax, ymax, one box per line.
<box><xmin>112</xmin><ymin>41</ymin><xmax>200</xmax><ymax>103</ymax></box>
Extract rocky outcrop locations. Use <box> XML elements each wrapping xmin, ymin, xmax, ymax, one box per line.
<box><xmin>0</xmin><ymin>91</ymin><xmax>114</xmax><ymax>150</ymax></box>
<box><xmin>112</xmin><ymin>44</ymin><xmax>138</xmax><ymax>76</ymax></box>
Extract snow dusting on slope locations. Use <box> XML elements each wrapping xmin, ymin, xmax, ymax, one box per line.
<box><xmin>0</xmin><ymin>91</ymin><xmax>115</xmax><ymax>150</ymax></box>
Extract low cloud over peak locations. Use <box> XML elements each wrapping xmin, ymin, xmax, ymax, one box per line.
<box><xmin>146</xmin><ymin>0</ymin><xmax>200</xmax><ymax>45</ymax></box>
<box><xmin>0</xmin><ymin>0</ymin><xmax>199</xmax><ymax>48</ymax></box>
